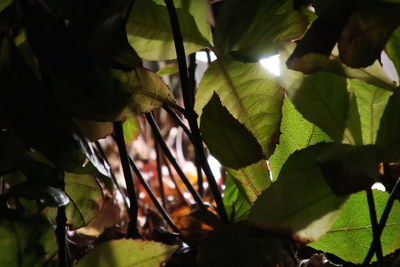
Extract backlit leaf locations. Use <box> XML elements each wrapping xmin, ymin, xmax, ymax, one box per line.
<box><xmin>223</xmin><ymin>175</ymin><xmax>252</xmax><ymax>222</ymax></box>
<box><xmin>123</xmin><ymin>116</ymin><xmax>141</xmax><ymax>144</ymax></box>
<box><xmin>200</xmin><ymin>93</ymin><xmax>264</xmax><ymax>169</ymax></box>
<box><xmin>386</xmin><ymin>28</ymin><xmax>400</xmax><ymax>78</ymax></box>
<box><xmin>196</xmin><ymin>56</ymin><xmax>284</xmax><ymax>158</ymax></box>
<box><xmin>311</xmin><ymin>190</ymin><xmax>400</xmax><ymax>263</ymax></box>
<box><xmin>226</xmin><ymin>160</ymin><xmax>270</xmax><ymax>204</ymax></box>
<box><xmin>77</xmin><ymin>239</ymin><xmax>177</xmax><ymax>267</ymax></box>
<box><xmin>248</xmin><ymin>144</ymin><xmax>347</xmax><ymax>242</ymax></box>
<box><xmin>269</xmin><ymin>98</ymin><xmax>332</xmax><ymax>179</ymax></box>
<box><xmin>127</xmin><ymin>0</ymin><xmax>211</xmax><ymax>60</ymax></box>
<box><xmin>65</xmin><ymin>172</ymin><xmax>104</xmax><ymax>230</ymax></box>
<box><xmin>349</xmin><ymin>79</ymin><xmax>392</xmax><ymax>144</ymax></box>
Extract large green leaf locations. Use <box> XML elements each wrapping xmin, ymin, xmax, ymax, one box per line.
<box><xmin>311</xmin><ymin>190</ymin><xmax>400</xmax><ymax>263</ymax></box>
<box><xmin>214</xmin><ymin>0</ymin><xmax>307</xmax><ymax>60</ymax></box>
<box><xmin>197</xmin><ymin>222</ymin><xmax>283</xmax><ymax>267</ymax></box>
<box><xmin>386</xmin><ymin>28</ymin><xmax>400</xmax><ymax>79</ymax></box>
<box><xmin>0</xmin><ymin>212</ymin><xmax>57</xmax><ymax>267</ymax></box>
<box><xmin>269</xmin><ymin>98</ymin><xmax>332</xmax><ymax>179</ymax></box>
<box><xmin>77</xmin><ymin>239</ymin><xmax>177</xmax><ymax>267</ymax></box>
<box><xmin>248</xmin><ymin>144</ymin><xmax>347</xmax><ymax>242</ymax></box>
<box><xmin>196</xmin><ymin>56</ymin><xmax>284</xmax><ymax>158</ymax></box>
<box><xmin>282</xmin><ymin>70</ymin><xmax>349</xmax><ymax>142</ymax></box>
<box><xmin>349</xmin><ymin>79</ymin><xmax>393</xmax><ymax>145</ymax></box>
<box><xmin>339</xmin><ymin>1</ymin><xmax>400</xmax><ymax>68</ymax></box>
<box><xmin>200</xmin><ymin>93</ymin><xmax>264</xmax><ymax>169</ymax></box>
<box><xmin>223</xmin><ymin>175</ymin><xmax>252</xmax><ymax>222</ymax></box>
<box><xmin>65</xmin><ymin>172</ymin><xmax>104</xmax><ymax>230</ymax></box>
<box><xmin>226</xmin><ymin>160</ymin><xmax>270</xmax><ymax>204</ymax></box>
<box><xmin>127</xmin><ymin>0</ymin><xmax>211</xmax><ymax>60</ymax></box>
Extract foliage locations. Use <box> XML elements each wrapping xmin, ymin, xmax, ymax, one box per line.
<box><xmin>1</xmin><ymin>0</ymin><xmax>400</xmax><ymax>266</ymax></box>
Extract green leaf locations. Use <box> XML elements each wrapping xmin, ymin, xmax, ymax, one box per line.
<box><xmin>0</xmin><ymin>212</ymin><xmax>57</xmax><ymax>267</ymax></box>
<box><xmin>311</xmin><ymin>190</ymin><xmax>400</xmax><ymax>263</ymax></box>
<box><xmin>248</xmin><ymin>144</ymin><xmax>347</xmax><ymax>242</ymax></box>
<box><xmin>226</xmin><ymin>160</ymin><xmax>270</xmax><ymax>204</ymax></box>
<box><xmin>349</xmin><ymin>79</ymin><xmax>393</xmax><ymax>145</ymax></box>
<box><xmin>223</xmin><ymin>175</ymin><xmax>252</xmax><ymax>222</ymax></box>
<box><xmin>282</xmin><ymin>70</ymin><xmax>349</xmax><ymax>142</ymax></box>
<box><xmin>200</xmin><ymin>93</ymin><xmax>264</xmax><ymax>169</ymax></box>
<box><xmin>196</xmin><ymin>56</ymin><xmax>284</xmax><ymax>158</ymax></box>
<box><xmin>197</xmin><ymin>222</ymin><xmax>283</xmax><ymax>267</ymax></box>
<box><xmin>386</xmin><ymin>27</ymin><xmax>400</xmax><ymax>79</ymax></box>
<box><xmin>127</xmin><ymin>0</ymin><xmax>211</xmax><ymax>60</ymax></box>
<box><xmin>0</xmin><ymin>0</ymin><xmax>11</xmax><ymax>12</ymax></box>
<box><xmin>123</xmin><ymin>116</ymin><xmax>141</xmax><ymax>144</ymax></box>
<box><xmin>376</xmin><ymin>91</ymin><xmax>400</xmax><ymax>161</ymax></box>
<box><xmin>214</xmin><ymin>0</ymin><xmax>307</xmax><ymax>60</ymax></box>
<box><xmin>156</xmin><ymin>63</ymin><xmax>179</xmax><ymax>76</ymax></box>
<box><xmin>77</xmin><ymin>239</ymin><xmax>177</xmax><ymax>267</ymax></box>
<box><xmin>269</xmin><ymin>98</ymin><xmax>332</xmax><ymax>179</ymax></box>
<box><xmin>65</xmin><ymin>172</ymin><xmax>104</xmax><ymax>229</ymax></box>
<box><xmin>339</xmin><ymin>1</ymin><xmax>400</xmax><ymax>68</ymax></box>
<box><xmin>317</xmin><ymin>144</ymin><xmax>380</xmax><ymax>195</ymax></box>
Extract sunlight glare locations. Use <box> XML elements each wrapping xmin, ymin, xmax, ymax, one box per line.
<box><xmin>196</xmin><ymin>51</ymin><xmax>217</xmax><ymax>62</ymax></box>
<box><xmin>260</xmin><ymin>55</ymin><xmax>280</xmax><ymax>76</ymax></box>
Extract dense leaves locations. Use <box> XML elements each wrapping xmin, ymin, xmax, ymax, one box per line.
<box><xmin>311</xmin><ymin>190</ymin><xmax>400</xmax><ymax>263</ymax></box>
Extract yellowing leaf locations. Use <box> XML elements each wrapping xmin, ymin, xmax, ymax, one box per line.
<box><xmin>77</xmin><ymin>239</ymin><xmax>178</xmax><ymax>267</ymax></box>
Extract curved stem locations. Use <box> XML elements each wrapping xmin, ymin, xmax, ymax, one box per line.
<box><xmin>164</xmin><ymin>0</ymin><xmax>228</xmax><ymax>224</ymax></box>
<box><xmin>365</xmin><ymin>189</ymin><xmax>383</xmax><ymax>263</ymax></box>
<box><xmin>113</xmin><ymin>121</ymin><xmax>139</xmax><ymax>238</ymax></box>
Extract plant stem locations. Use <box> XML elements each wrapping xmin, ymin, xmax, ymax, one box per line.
<box><xmin>163</xmin><ymin>105</ymin><xmax>193</xmax><ymax>142</ymax></box>
<box><xmin>56</xmin><ymin>172</ymin><xmax>69</xmax><ymax>267</ymax></box>
<box><xmin>94</xmin><ymin>140</ymin><xmax>130</xmax><ymax>212</ymax></box>
<box><xmin>365</xmin><ymin>188</ymin><xmax>383</xmax><ymax>263</ymax></box>
<box><xmin>128</xmin><ymin>156</ymin><xmax>179</xmax><ymax>233</ymax></box>
<box><xmin>155</xmin><ymin>142</ymin><xmax>167</xmax><ymax>209</ymax></box>
<box><xmin>145</xmin><ymin>113</ymin><xmax>204</xmax><ymax>209</ymax></box>
<box><xmin>113</xmin><ymin>121</ymin><xmax>139</xmax><ymax>238</ymax></box>
<box><xmin>363</xmin><ymin>177</ymin><xmax>400</xmax><ymax>264</ymax></box>
<box><xmin>164</xmin><ymin>0</ymin><xmax>228</xmax><ymax>223</ymax></box>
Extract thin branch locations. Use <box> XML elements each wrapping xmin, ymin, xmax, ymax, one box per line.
<box><xmin>366</xmin><ymin>189</ymin><xmax>383</xmax><ymax>263</ymax></box>
<box><xmin>94</xmin><ymin>140</ymin><xmax>130</xmax><ymax>212</ymax></box>
<box><xmin>363</xmin><ymin>177</ymin><xmax>400</xmax><ymax>264</ymax></box>
<box><xmin>162</xmin><ymin>105</ymin><xmax>193</xmax><ymax>142</ymax></box>
<box><xmin>164</xmin><ymin>0</ymin><xmax>228</xmax><ymax>223</ymax></box>
<box><xmin>56</xmin><ymin>171</ymin><xmax>69</xmax><ymax>267</ymax></box>
<box><xmin>145</xmin><ymin>112</ymin><xmax>205</xmax><ymax>209</ymax></box>
<box><xmin>128</xmin><ymin>156</ymin><xmax>179</xmax><ymax>233</ymax></box>
<box><xmin>162</xmin><ymin>153</ymin><xmax>188</xmax><ymax>205</ymax></box>
<box><xmin>155</xmin><ymin>142</ymin><xmax>167</xmax><ymax>209</ymax></box>
<box><xmin>113</xmin><ymin>121</ymin><xmax>139</xmax><ymax>238</ymax></box>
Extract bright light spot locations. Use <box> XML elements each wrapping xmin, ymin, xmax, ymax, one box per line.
<box><xmin>259</xmin><ymin>55</ymin><xmax>280</xmax><ymax>76</ymax></box>
<box><xmin>139</xmin><ymin>192</ymin><xmax>146</xmax><ymax>199</ymax></box>
<box><xmin>196</xmin><ymin>51</ymin><xmax>217</xmax><ymax>62</ymax></box>
<box><xmin>207</xmin><ymin>155</ymin><xmax>221</xmax><ymax>180</ymax></box>
<box><xmin>372</xmin><ymin>182</ymin><xmax>386</xmax><ymax>192</ymax></box>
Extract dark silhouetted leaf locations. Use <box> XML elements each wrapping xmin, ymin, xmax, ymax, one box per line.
<box><xmin>311</xmin><ymin>190</ymin><xmax>400</xmax><ymax>263</ymax></box>
<box><xmin>197</xmin><ymin>222</ymin><xmax>283</xmax><ymax>267</ymax></box>
<box><xmin>77</xmin><ymin>239</ymin><xmax>177</xmax><ymax>267</ymax></box>
<box><xmin>317</xmin><ymin>144</ymin><xmax>380</xmax><ymax>195</ymax></box>
<box><xmin>196</xmin><ymin>56</ymin><xmax>284</xmax><ymax>158</ymax></box>
<box><xmin>0</xmin><ymin>130</ymin><xmax>26</xmax><ymax>175</ymax></box>
<box><xmin>339</xmin><ymin>1</ymin><xmax>400</xmax><ymax>68</ymax></box>
<box><xmin>269</xmin><ymin>98</ymin><xmax>331</xmax><ymax>179</ymax></box>
<box><xmin>248</xmin><ymin>144</ymin><xmax>347</xmax><ymax>242</ymax></box>
<box><xmin>0</xmin><ymin>212</ymin><xmax>57</xmax><ymax>267</ymax></box>
<box><xmin>200</xmin><ymin>93</ymin><xmax>264</xmax><ymax>169</ymax></box>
